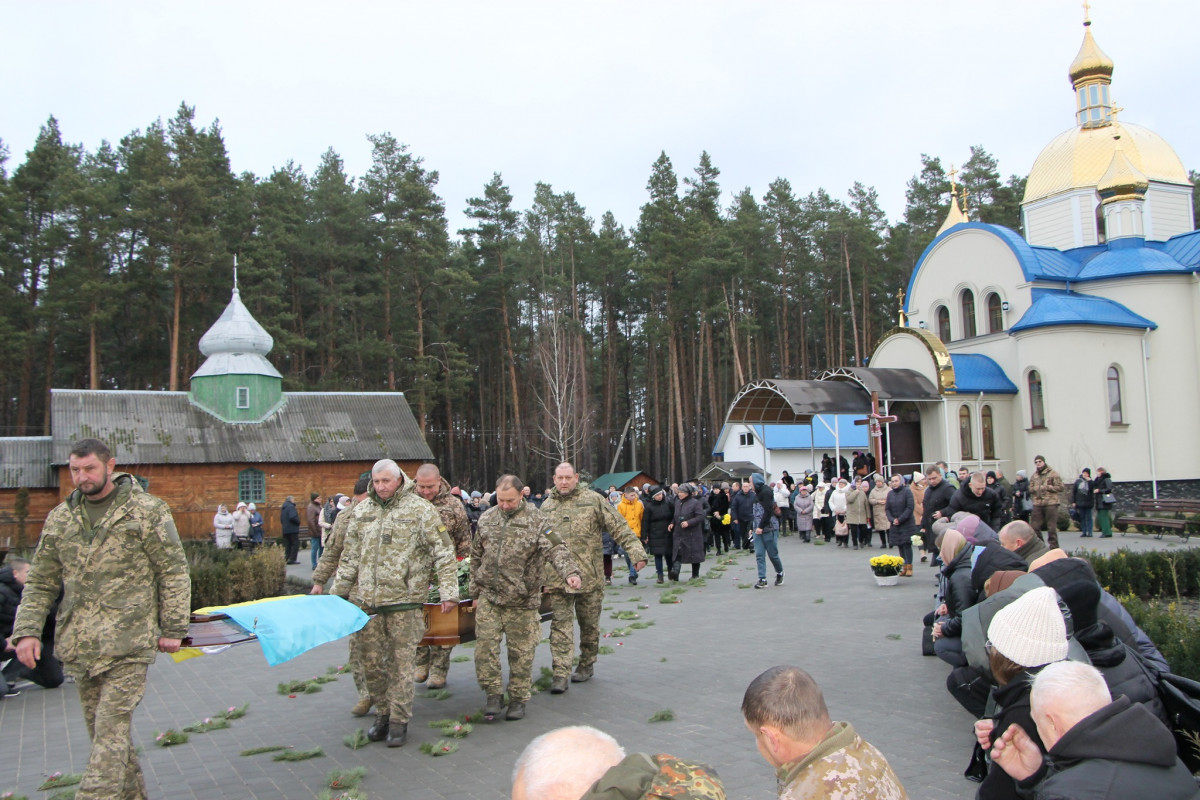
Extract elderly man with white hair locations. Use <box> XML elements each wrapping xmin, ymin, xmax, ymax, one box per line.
<box><xmin>329</xmin><ymin>459</ymin><xmax>459</xmax><ymax>749</ymax></box>
<box><xmin>512</xmin><ymin>725</ymin><xmax>725</xmax><ymax>800</ymax></box>
<box><xmin>991</xmin><ymin>660</ymin><xmax>1197</xmax><ymax>798</ymax></box>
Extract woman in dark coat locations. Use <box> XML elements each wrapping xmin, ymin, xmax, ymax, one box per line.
<box><xmin>793</xmin><ymin>485</ymin><xmax>814</xmax><ymax>542</ymax></box>
<box><xmin>669</xmin><ymin>483</ymin><xmax>706</xmax><ymax>581</ymax></box>
<box><xmin>885</xmin><ymin>474</ymin><xmax>918</xmax><ymax>575</ymax></box>
<box><xmin>1092</xmin><ymin>467</ymin><xmax>1115</xmax><ymax>537</ymax></box>
<box><xmin>707</xmin><ymin>483</ymin><xmax>731</xmax><ymax>555</ymax></box>
<box><xmin>642</xmin><ymin>487</ymin><xmax>675</xmax><ymax>584</ymax></box>
<box><xmin>932</xmin><ymin>530</ymin><xmax>976</xmax><ymax>667</ymax></box>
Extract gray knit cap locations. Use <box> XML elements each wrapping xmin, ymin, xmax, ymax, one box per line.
<box><xmin>989</xmin><ymin>586</ymin><xmax>1068</xmax><ymax>668</ymax></box>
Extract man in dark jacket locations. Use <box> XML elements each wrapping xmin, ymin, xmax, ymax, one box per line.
<box><xmin>920</xmin><ymin>466</ymin><xmax>955</xmax><ymax>564</ymax></box>
<box><xmin>990</xmin><ymin>661</ymin><xmax>1197</xmax><ymax>799</ymax></box>
<box><xmin>0</xmin><ymin>558</ymin><xmax>64</xmax><ymax>697</ymax></box>
<box><xmin>729</xmin><ymin>481</ymin><xmax>756</xmax><ymax>552</ymax></box>
<box><xmin>1072</xmin><ymin>468</ymin><xmax>1095</xmax><ymax>537</ymax></box>
<box><xmin>944</xmin><ymin>472</ymin><xmax>1003</xmax><ymax>530</ymax></box>
<box><xmin>280</xmin><ymin>495</ymin><xmax>301</xmax><ymax>564</ymax></box>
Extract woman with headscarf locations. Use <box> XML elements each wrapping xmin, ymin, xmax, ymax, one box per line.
<box><xmin>829</xmin><ymin>478</ymin><xmax>849</xmax><ymax>547</ymax></box>
<box><xmin>812</xmin><ymin>482</ymin><xmax>830</xmax><ymax>542</ymax></box>
<box><xmin>972</xmin><ymin>586</ymin><xmax>1068</xmax><ymax>800</ymax></box>
<box><xmin>793</xmin><ymin>485</ymin><xmax>814</xmax><ymax>543</ymax></box>
<box><xmin>868</xmin><ymin>476</ymin><xmax>890</xmax><ymax>549</ymax></box>
<box><xmin>910</xmin><ymin>472</ymin><xmax>927</xmax><ymax>555</ymax></box>
<box><xmin>669</xmin><ymin>483</ymin><xmax>706</xmax><ymax>581</ymax></box>
<box><xmin>212</xmin><ymin>504</ymin><xmax>235</xmax><ymax>549</ymax></box>
<box><xmin>248</xmin><ymin>503</ymin><xmax>264</xmax><ymax>546</ymax></box>
<box><xmin>231</xmin><ymin>501</ymin><xmax>252</xmax><ymax>547</ymax></box>
<box><xmin>642</xmin><ymin>487</ymin><xmax>675</xmax><ymax>584</ymax></box>
<box><xmin>931</xmin><ymin>529</ymin><xmax>975</xmax><ymax>666</ymax></box>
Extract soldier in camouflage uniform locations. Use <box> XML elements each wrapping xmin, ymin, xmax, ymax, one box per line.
<box><xmin>13</xmin><ymin>439</ymin><xmax>191</xmax><ymax>800</ymax></box>
<box><xmin>539</xmin><ymin>462</ymin><xmax>648</xmax><ymax>694</ymax></box>
<box><xmin>741</xmin><ymin>665</ymin><xmax>909</xmax><ymax>800</ymax></box>
<box><xmin>329</xmin><ymin>459</ymin><xmax>459</xmax><ymax>748</ymax></box>
<box><xmin>512</xmin><ymin>725</ymin><xmax>727</xmax><ymax>800</ymax></box>
<box><xmin>470</xmin><ymin>475</ymin><xmax>582</xmax><ymax>721</ymax></box>
<box><xmin>412</xmin><ymin>463</ymin><xmax>472</xmax><ymax>689</ymax></box>
<box><xmin>310</xmin><ymin>474</ymin><xmax>372</xmax><ymax>715</ymax></box>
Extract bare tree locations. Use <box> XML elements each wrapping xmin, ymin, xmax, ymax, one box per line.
<box><xmin>530</xmin><ymin>301</ymin><xmax>591</xmax><ymax>465</ymax></box>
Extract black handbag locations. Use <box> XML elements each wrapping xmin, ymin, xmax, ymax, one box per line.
<box><xmin>963</xmin><ymin>742</ymin><xmax>989</xmax><ymax>782</ymax></box>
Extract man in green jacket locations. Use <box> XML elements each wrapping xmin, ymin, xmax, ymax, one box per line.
<box><xmin>13</xmin><ymin>438</ymin><xmax>191</xmax><ymax>800</ymax></box>
<box><xmin>539</xmin><ymin>462</ymin><xmax>647</xmax><ymax>694</ymax></box>
<box><xmin>329</xmin><ymin>458</ymin><xmax>459</xmax><ymax>748</ymax></box>
<box><xmin>471</xmin><ymin>474</ymin><xmax>581</xmax><ymax>721</ymax></box>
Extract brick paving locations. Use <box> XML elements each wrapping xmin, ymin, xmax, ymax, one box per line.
<box><xmin>1</xmin><ymin>530</ymin><xmax>1192</xmax><ymax>798</ymax></box>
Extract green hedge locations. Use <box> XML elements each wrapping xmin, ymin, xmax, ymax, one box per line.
<box><xmin>1120</xmin><ymin>596</ymin><xmax>1200</xmax><ymax>682</ymax></box>
<box><xmin>185</xmin><ymin>542</ymin><xmax>287</xmax><ymax>610</ymax></box>
<box><xmin>1078</xmin><ymin>547</ymin><xmax>1200</xmax><ymax>600</ymax></box>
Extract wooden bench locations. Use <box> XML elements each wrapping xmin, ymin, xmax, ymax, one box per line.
<box><xmin>1116</xmin><ymin>498</ymin><xmax>1200</xmax><ymax>541</ymax></box>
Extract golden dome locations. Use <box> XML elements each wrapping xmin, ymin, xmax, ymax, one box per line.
<box><xmin>1022</xmin><ymin>122</ymin><xmax>1190</xmax><ymax>204</ymax></box>
<box><xmin>936</xmin><ymin>195</ymin><xmax>967</xmax><ymax>236</ymax></box>
<box><xmin>1068</xmin><ymin>23</ymin><xmax>1114</xmax><ymax>88</ymax></box>
<box><xmin>1096</xmin><ymin>144</ymin><xmax>1148</xmax><ymax>203</ymax></box>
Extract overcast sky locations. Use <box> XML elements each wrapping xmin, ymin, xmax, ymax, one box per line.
<box><xmin>3</xmin><ymin>1</ymin><xmax>1196</xmax><ymax>237</ymax></box>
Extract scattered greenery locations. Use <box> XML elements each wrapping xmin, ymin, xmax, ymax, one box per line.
<box><xmin>272</xmin><ymin>747</ymin><xmax>324</xmax><ymax>762</ymax></box>
<box><xmin>318</xmin><ymin>789</ymin><xmax>367</xmax><ymax>800</ymax></box>
<box><xmin>637</xmin><ymin>604</ymin><xmax>650</xmax><ymax>609</ymax></box>
<box><xmin>240</xmin><ymin>745</ymin><xmax>289</xmax><ymax>756</ymax></box>
<box><xmin>182</xmin><ymin>717</ymin><xmax>231</xmax><ymax>733</ymax></box>
<box><xmin>659</xmin><ymin>657</ymin><xmax>667</xmax><ymax>662</ymax></box>
<box><xmin>325</xmin><ymin>767</ymin><xmax>368</xmax><ymax>792</ymax></box>
<box><xmin>451</xmin><ymin>655</ymin><xmax>471</xmax><ymax>663</ymax></box>
<box><xmin>686</xmin><ymin>577</ymin><xmax>706</xmax><ymax>587</ymax></box>
<box><xmin>343</xmin><ymin>729</ymin><xmax>371</xmax><ymax>750</ymax></box>
<box><xmin>153</xmin><ymin>730</ymin><xmax>189</xmax><ymax>747</ymax></box>
<box><xmin>36</xmin><ymin>774</ymin><xmax>82</xmax><ymax>791</ymax></box>
<box><xmin>886</xmin><ymin>634</ymin><xmax>902</xmax><ymax>641</ymax></box>
<box><xmin>215</xmin><ymin>703</ymin><xmax>249</xmax><ymax>720</ymax></box>
<box><xmin>736</xmin><ymin>583</ymin><xmax>753</xmax><ymax>590</ymax></box>
<box><xmin>703</xmin><ymin>570</ymin><xmax>722</xmax><ymax>579</ymax></box>
<box><xmin>648</xmin><ymin>710</ymin><xmax>675</xmax><ymax>722</ymax></box>
<box><xmin>1</xmin><ymin>792</ymin><xmax>30</xmax><ymax>800</ymax></box>
<box><xmin>627</xmin><ymin>596</ymin><xmax>642</xmax><ymax>602</ymax></box>
<box><xmin>420</xmin><ymin>688</ymin><xmax>452</xmax><ymax>700</ymax></box>
<box><xmin>629</xmin><ymin>621</ymin><xmax>654</xmax><ymax>629</ymax></box>
<box><xmin>419</xmin><ymin>740</ymin><xmax>458</xmax><ymax>757</ymax></box>
<box><xmin>598</xmin><ymin>645</ymin><xmax>616</xmax><ymax>655</ymax></box>
<box><xmin>814</xmin><ymin>598</ymin><xmax>824</xmax><ymax>604</ymax></box>
<box><xmin>610</xmin><ymin>610</ymin><xmax>640</xmax><ymax>620</ymax></box>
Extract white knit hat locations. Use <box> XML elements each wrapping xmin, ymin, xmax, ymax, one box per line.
<box><xmin>989</xmin><ymin>586</ymin><xmax>1068</xmax><ymax>668</ymax></box>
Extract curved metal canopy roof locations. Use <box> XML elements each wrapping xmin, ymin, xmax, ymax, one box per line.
<box><xmin>724</xmin><ymin>369</ymin><xmax>941</xmax><ymax>426</ymax></box>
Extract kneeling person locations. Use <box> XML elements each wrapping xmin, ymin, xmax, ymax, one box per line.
<box><xmin>472</xmin><ymin>475</ymin><xmax>582</xmax><ymax>721</ymax></box>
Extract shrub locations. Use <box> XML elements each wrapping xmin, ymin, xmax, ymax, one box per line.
<box><xmin>1119</xmin><ymin>596</ymin><xmax>1200</xmax><ymax>682</ymax></box>
<box><xmin>1078</xmin><ymin>548</ymin><xmax>1200</xmax><ymax>600</ymax></box>
<box><xmin>188</xmin><ymin>543</ymin><xmax>287</xmax><ymax>609</ymax></box>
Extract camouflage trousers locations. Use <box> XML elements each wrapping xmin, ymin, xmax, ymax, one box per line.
<box><xmin>415</xmin><ymin>644</ymin><xmax>453</xmax><ymax>680</ymax></box>
<box><xmin>348</xmin><ymin>628</ymin><xmax>370</xmax><ymax>701</ymax></box>
<box><xmin>474</xmin><ymin>598</ymin><xmax>541</xmax><ymax>703</ymax></box>
<box><xmin>76</xmin><ymin>660</ymin><xmax>149</xmax><ymax>800</ymax></box>
<box><xmin>548</xmin><ymin>589</ymin><xmax>603</xmax><ymax>679</ymax></box>
<box><xmin>359</xmin><ymin>608</ymin><xmax>424</xmax><ymax>723</ymax></box>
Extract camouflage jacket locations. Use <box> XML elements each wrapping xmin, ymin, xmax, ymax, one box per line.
<box><xmin>777</xmin><ymin>722</ymin><xmax>908</xmax><ymax>800</ymax></box>
<box><xmin>329</xmin><ymin>485</ymin><xmax>459</xmax><ymax>610</ymax></box>
<box><xmin>470</xmin><ymin>501</ymin><xmax>580</xmax><ymax>609</ymax></box>
<box><xmin>311</xmin><ymin>496</ymin><xmax>361</xmax><ymax>586</ymax></box>
<box><xmin>1030</xmin><ymin>464</ymin><xmax>1064</xmax><ymax>506</ymax></box>
<box><xmin>539</xmin><ymin>484</ymin><xmax>647</xmax><ymax>593</ymax></box>
<box><xmin>428</xmin><ymin>478</ymin><xmax>472</xmax><ymax>558</ymax></box>
<box><xmin>580</xmin><ymin>752</ymin><xmax>726</xmax><ymax>799</ymax></box>
<box><xmin>12</xmin><ymin>473</ymin><xmax>191</xmax><ymax>677</ymax></box>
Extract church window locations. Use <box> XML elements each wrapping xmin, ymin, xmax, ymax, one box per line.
<box><xmin>986</xmin><ymin>293</ymin><xmax>1003</xmax><ymax>333</ymax></box>
<box><xmin>239</xmin><ymin>468</ymin><xmax>266</xmax><ymax>504</ymax></box>
<box><xmin>1107</xmin><ymin>367</ymin><xmax>1123</xmax><ymax>425</ymax></box>
<box><xmin>936</xmin><ymin>306</ymin><xmax>951</xmax><ymax>342</ymax></box>
<box><xmin>959</xmin><ymin>406</ymin><xmax>973</xmax><ymax>459</ymax></box>
<box><xmin>1028</xmin><ymin>371</ymin><xmax>1046</xmax><ymax>429</ymax></box>
<box><xmin>739</xmin><ymin>431</ymin><xmax>755</xmax><ymax>447</ymax></box>
<box><xmin>236</xmin><ymin>386</ymin><xmax>250</xmax><ymax>409</ymax></box>
<box><xmin>981</xmin><ymin>405</ymin><xmax>996</xmax><ymax>459</ymax></box>
<box><xmin>961</xmin><ymin>290</ymin><xmax>977</xmax><ymax>338</ymax></box>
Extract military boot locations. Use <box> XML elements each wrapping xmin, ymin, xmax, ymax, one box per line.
<box><xmin>550</xmin><ymin>676</ymin><xmax>569</xmax><ymax>694</ymax></box>
<box><xmin>414</xmin><ymin>666</ymin><xmax>429</xmax><ymax>683</ymax></box>
<box><xmin>386</xmin><ymin>722</ymin><xmax>408</xmax><ymax>748</ymax></box>
<box><xmin>367</xmin><ymin>714</ymin><xmax>390</xmax><ymax>742</ymax></box>
<box><xmin>426</xmin><ymin>674</ymin><xmax>446</xmax><ymax>690</ymax></box>
<box><xmin>570</xmin><ymin>663</ymin><xmax>593</xmax><ymax>683</ymax></box>
<box><xmin>505</xmin><ymin>701</ymin><xmax>526</xmax><ymax>721</ymax></box>
<box><xmin>484</xmin><ymin>694</ymin><xmax>504</xmax><ymax>719</ymax></box>
<box><xmin>350</xmin><ymin>697</ymin><xmax>372</xmax><ymax>717</ymax></box>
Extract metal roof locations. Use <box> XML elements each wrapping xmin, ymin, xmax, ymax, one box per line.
<box><xmin>697</xmin><ymin>461</ymin><xmax>764</xmax><ymax>481</ymax></box>
<box><xmin>947</xmin><ymin>355</ymin><xmax>1019</xmax><ymax>395</ymax></box>
<box><xmin>820</xmin><ymin>367</ymin><xmax>940</xmax><ymax>402</ymax></box>
<box><xmin>0</xmin><ymin>437</ymin><xmax>57</xmax><ymax>489</ymax></box>
<box><xmin>1075</xmin><ymin>237</ymin><xmax>1193</xmax><ymax>281</ymax></box>
<box><xmin>1009</xmin><ymin>289</ymin><xmax>1157</xmax><ymax>334</ymax></box>
<box><xmin>725</xmin><ymin>379</ymin><xmax>870</xmax><ymax>424</ymax></box>
<box><xmin>589</xmin><ymin>471</ymin><xmax>661</xmax><ymax>491</ymax></box>
<box><xmin>49</xmin><ymin>389</ymin><xmax>434</xmax><ymax>465</ymax></box>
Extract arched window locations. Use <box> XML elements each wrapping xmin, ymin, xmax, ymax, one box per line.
<box><xmin>959</xmin><ymin>405</ymin><xmax>973</xmax><ymax>459</ymax></box>
<box><xmin>987</xmin><ymin>293</ymin><xmax>1003</xmax><ymax>333</ymax></box>
<box><xmin>961</xmin><ymin>289</ymin><xmax>977</xmax><ymax>338</ymax></box>
<box><xmin>1028</xmin><ymin>371</ymin><xmax>1045</xmax><ymax>429</ymax></box>
<box><xmin>1107</xmin><ymin>366</ymin><xmax>1123</xmax><ymax>425</ymax></box>
<box><xmin>239</xmin><ymin>468</ymin><xmax>266</xmax><ymax>504</ymax></box>
<box><xmin>981</xmin><ymin>405</ymin><xmax>996</xmax><ymax>459</ymax></box>
<box><xmin>936</xmin><ymin>306</ymin><xmax>951</xmax><ymax>343</ymax></box>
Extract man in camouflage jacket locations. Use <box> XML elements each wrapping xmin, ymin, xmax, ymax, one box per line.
<box><xmin>14</xmin><ymin>438</ymin><xmax>190</xmax><ymax>800</ymax></box>
<box><xmin>471</xmin><ymin>475</ymin><xmax>581</xmax><ymax>721</ymax></box>
<box><xmin>413</xmin><ymin>463</ymin><xmax>472</xmax><ymax>689</ymax></box>
<box><xmin>329</xmin><ymin>459</ymin><xmax>458</xmax><ymax>748</ymax></box>
<box><xmin>310</xmin><ymin>474</ymin><xmax>372</xmax><ymax>715</ymax></box>
<box><xmin>539</xmin><ymin>462</ymin><xmax>647</xmax><ymax>693</ymax></box>
<box><xmin>1029</xmin><ymin>455</ymin><xmax>1065</xmax><ymax>549</ymax></box>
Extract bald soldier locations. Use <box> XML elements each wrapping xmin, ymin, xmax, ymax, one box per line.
<box><xmin>472</xmin><ymin>475</ymin><xmax>582</xmax><ymax>721</ymax></box>
<box><xmin>539</xmin><ymin>462</ymin><xmax>647</xmax><ymax>694</ymax></box>
<box><xmin>413</xmin><ymin>463</ymin><xmax>472</xmax><ymax>690</ymax></box>
<box><xmin>329</xmin><ymin>459</ymin><xmax>459</xmax><ymax>748</ymax></box>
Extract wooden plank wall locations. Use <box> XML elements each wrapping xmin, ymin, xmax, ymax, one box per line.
<box><xmin>0</xmin><ymin>460</ymin><xmax>426</xmax><ymax>544</ymax></box>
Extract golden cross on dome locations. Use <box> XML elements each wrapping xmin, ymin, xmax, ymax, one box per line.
<box><xmin>1109</xmin><ymin>104</ymin><xmax>1123</xmax><ymax>125</ymax></box>
<box><xmin>961</xmin><ymin>187</ymin><xmax>970</xmax><ymax>219</ymax></box>
<box><xmin>948</xmin><ymin>163</ymin><xmax>959</xmax><ymax>195</ymax></box>
<box><xmin>1082</xmin><ymin>0</ymin><xmax>1091</xmax><ymax>24</ymax></box>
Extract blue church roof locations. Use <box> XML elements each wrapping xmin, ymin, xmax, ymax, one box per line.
<box><xmin>947</xmin><ymin>354</ymin><xmax>1018</xmax><ymax>394</ymax></box>
<box><xmin>1009</xmin><ymin>289</ymin><xmax>1157</xmax><ymax>333</ymax></box>
<box><xmin>1075</xmin><ymin>236</ymin><xmax>1196</xmax><ymax>281</ymax></box>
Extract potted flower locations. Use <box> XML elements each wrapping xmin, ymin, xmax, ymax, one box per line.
<box><xmin>869</xmin><ymin>554</ymin><xmax>904</xmax><ymax>586</ymax></box>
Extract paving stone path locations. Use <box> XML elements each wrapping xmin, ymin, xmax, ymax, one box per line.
<box><xmin>1</xmin><ymin>530</ymin><xmax>1190</xmax><ymax>798</ymax></box>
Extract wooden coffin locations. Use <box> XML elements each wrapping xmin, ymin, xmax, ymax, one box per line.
<box><xmin>418</xmin><ymin>594</ymin><xmax>555</xmax><ymax>647</ymax></box>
